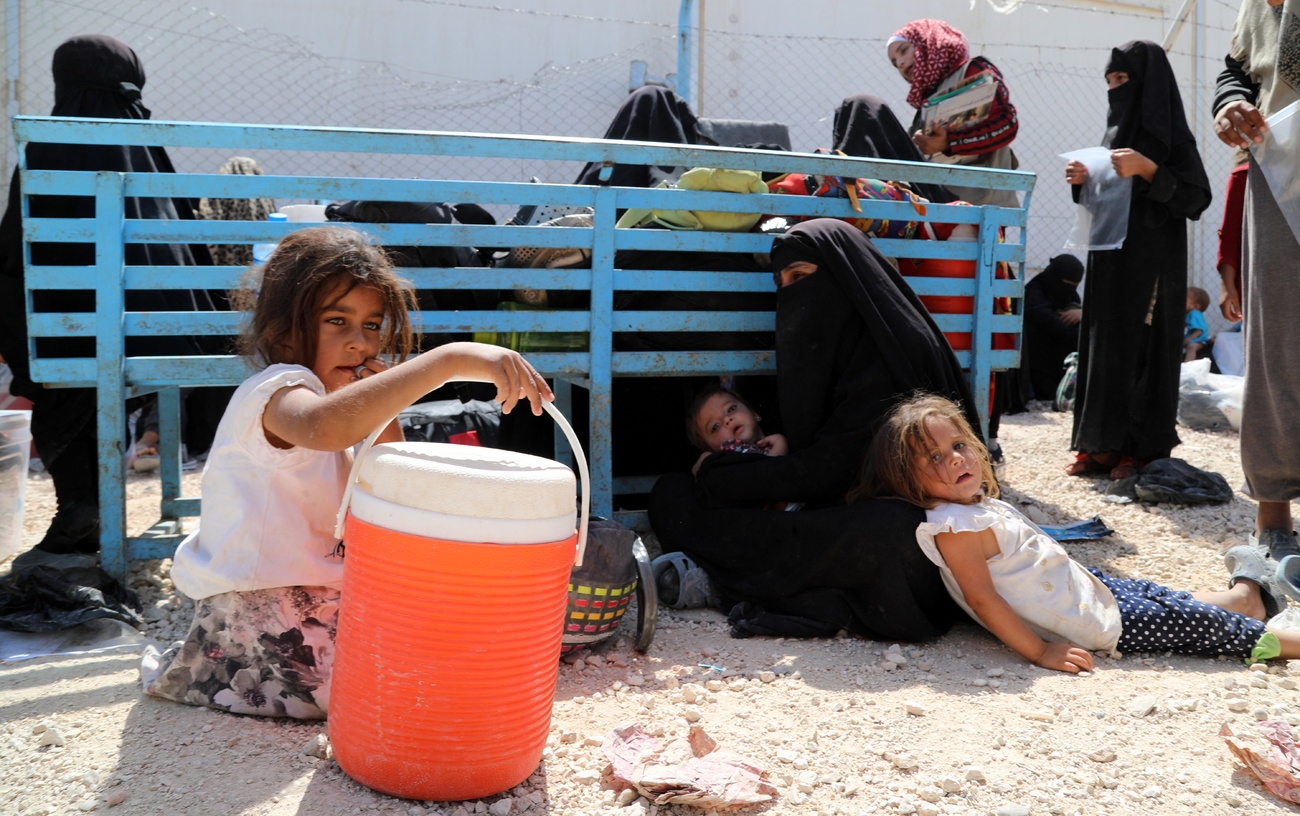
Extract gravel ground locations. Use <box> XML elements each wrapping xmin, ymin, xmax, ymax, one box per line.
<box><xmin>2</xmin><ymin>403</ymin><xmax>1299</xmax><ymax>816</ymax></box>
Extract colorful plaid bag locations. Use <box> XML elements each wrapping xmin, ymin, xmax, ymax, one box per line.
<box><xmin>767</xmin><ymin>171</ymin><xmax>929</xmax><ymax>240</ymax></box>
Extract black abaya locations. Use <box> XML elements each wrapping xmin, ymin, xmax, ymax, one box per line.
<box><xmin>1070</xmin><ymin>41</ymin><xmax>1211</xmax><ymax>461</ymax></box>
<box><xmin>1023</xmin><ymin>255</ymin><xmax>1083</xmax><ymax>400</ymax></box>
<box><xmin>0</xmin><ymin>35</ymin><xmax>217</xmax><ymax>551</ymax></box>
<box><xmin>649</xmin><ymin>219</ymin><xmax>972</xmax><ymax>640</ymax></box>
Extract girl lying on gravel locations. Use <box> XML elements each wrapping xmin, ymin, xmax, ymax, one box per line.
<box><xmin>140</xmin><ymin>226</ymin><xmax>551</xmax><ymax>717</ymax></box>
<box><xmin>851</xmin><ymin>393</ymin><xmax>1296</xmax><ymax>673</ymax></box>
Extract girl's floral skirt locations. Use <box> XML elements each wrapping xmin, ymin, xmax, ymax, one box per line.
<box><xmin>140</xmin><ymin>585</ymin><xmax>339</xmax><ymax>719</ymax></box>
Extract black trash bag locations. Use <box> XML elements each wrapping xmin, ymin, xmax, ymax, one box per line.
<box><xmin>0</xmin><ymin>553</ymin><xmax>143</xmax><ymax>633</ymax></box>
<box><xmin>399</xmin><ymin>398</ymin><xmax>502</xmax><ymax>448</ymax></box>
<box><xmin>1132</xmin><ymin>457</ymin><xmax>1233</xmax><ymax>505</ymax></box>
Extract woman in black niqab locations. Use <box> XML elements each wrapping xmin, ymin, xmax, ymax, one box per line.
<box><xmin>649</xmin><ymin>219</ymin><xmax>971</xmax><ymax>642</ymax></box>
<box><xmin>0</xmin><ymin>34</ymin><xmax>217</xmax><ymax>554</ymax></box>
<box><xmin>1064</xmin><ymin>40</ymin><xmax>1211</xmax><ymax>478</ymax></box>
<box><xmin>1023</xmin><ymin>254</ymin><xmax>1083</xmax><ymax>400</ymax></box>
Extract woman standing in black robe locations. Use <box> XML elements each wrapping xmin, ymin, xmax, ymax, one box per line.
<box><xmin>0</xmin><ymin>34</ymin><xmax>217</xmax><ymax>554</ymax></box>
<box><xmin>1023</xmin><ymin>254</ymin><xmax>1083</xmax><ymax>401</ymax></box>
<box><xmin>649</xmin><ymin>219</ymin><xmax>977</xmax><ymax>641</ymax></box>
<box><xmin>1063</xmin><ymin>41</ymin><xmax>1211</xmax><ymax>479</ymax></box>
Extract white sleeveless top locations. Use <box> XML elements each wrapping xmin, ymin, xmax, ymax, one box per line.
<box><xmin>171</xmin><ymin>365</ymin><xmax>349</xmax><ymax>599</ymax></box>
<box><xmin>916</xmin><ymin>498</ymin><xmax>1122</xmax><ymax>653</ymax></box>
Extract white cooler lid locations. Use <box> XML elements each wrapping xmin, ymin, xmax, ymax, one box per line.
<box><xmin>356</xmin><ymin>442</ymin><xmax>576</xmax><ymax>520</ymax></box>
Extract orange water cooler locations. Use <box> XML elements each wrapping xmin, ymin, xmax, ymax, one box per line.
<box><xmin>329</xmin><ymin>403</ymin><xmax>588</xmax><ymax>801</ymax></box>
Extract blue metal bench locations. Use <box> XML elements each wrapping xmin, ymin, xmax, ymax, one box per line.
<box><xmin>12</xmin><ymin>116</ymin><xmax>1035</xmax><ymax>578</ymax></box>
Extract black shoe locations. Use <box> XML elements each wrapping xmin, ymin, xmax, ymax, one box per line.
<box><xmin>34</xmin><ymin>503</ymin><xmax>100</xmax><ymax>555</ymax></box>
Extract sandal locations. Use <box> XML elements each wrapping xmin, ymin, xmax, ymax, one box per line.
<box><xmin>1064</xmin><ymin>452</ymin><xmax>1118</xmax><ymax>476</ymax></box>
<box><xmin>650</xmin><ymin>552</ymin><xmax>716</xmax><ymax>610</ymax></box>
<box><xmin>128</xmin><ymin>444</ymin><xmax>160</xmax><ymax>472</ymax></box>
<box><xmin>1226</xmin><ymin>544</ymin><xmax>1288</xmax><ymax>619</ymax></box>
<box><xmin>1107</xmin><ymin>456</ymin><xmax>1145</xmax><ymax>481</ymax></box>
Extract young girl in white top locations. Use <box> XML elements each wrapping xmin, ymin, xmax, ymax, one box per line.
<box><xmin>141</xmin><ymin>226</ymin><xmax>552</xmax><ymax>717</ymax></box>
<box><xmin>850</xmin><ymin>393</ymin><xmax>1298</xmax><ymax>673</ymax></box>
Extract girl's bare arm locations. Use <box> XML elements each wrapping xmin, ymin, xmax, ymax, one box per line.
<box><xmin>936</xmin><ymin>529</ymin><xmax>1094</xmax><ymax>673</ymax></box>
<box><xmin>264</xmin><ymin>342</ymin><xmax>552</xmax><ymax>452</ymax></box>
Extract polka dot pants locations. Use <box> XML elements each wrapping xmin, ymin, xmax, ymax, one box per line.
<box><xmin>1088</xmin><ymin>569</ymin><xmax>1266</xmax><ymax>658</ymax></box>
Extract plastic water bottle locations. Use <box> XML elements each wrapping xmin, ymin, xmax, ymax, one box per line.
<box><xmin>252</xmin><ymin>212</ymin><xmax>288</xmax><ymax>265</ymax></box>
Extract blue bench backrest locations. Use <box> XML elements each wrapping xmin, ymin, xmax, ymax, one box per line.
<box><xmin>12</xmin><ymin>115</ymin><xmax>1034</xmax><ymax>577</ymax></box>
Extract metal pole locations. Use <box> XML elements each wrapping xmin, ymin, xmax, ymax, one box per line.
<box><xmin>677</xmin><ymin>0</ymin><xmax>694</xmax><ymax>106</ymax></box>
<box><xmin>1193</xmin><ymin>0</ymin><xmax>1205</xmax><ymax>280</ymax></box>
<box><xmin>1162</xmin><ymin>0</ymin><xmax>1196</xmax><ymax>49</ymax></box>
<box><xmin>6</xmin><ymin>0</ymin><xmax>20</xmax><ymax>184</ymax></box>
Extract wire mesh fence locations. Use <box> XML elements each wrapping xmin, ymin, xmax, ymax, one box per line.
<box><xmin>3</xmin><ymin>0</ymin><xmax>1241</xmax><ymax>334</ymax></box>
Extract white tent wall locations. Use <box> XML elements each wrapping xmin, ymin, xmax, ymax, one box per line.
<box><xmin>2</xmin><ymin>0</ymin><xmax>1241</xmax><ymax>328</ymax></box>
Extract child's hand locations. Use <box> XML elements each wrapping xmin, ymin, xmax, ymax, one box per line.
<box><xmin>757</xmin><ymin>433</ymin><xmax>789</xmax><ymax>457</ymax></box>
<box><xmin>1035</xmin><ymin>642</ymin><xmax>1094</xmax><ymax>674</ymax></box>
<box><xmin>1215</xmin><ymin>99</ymin><xmax>1268</xmax><ymax>148</ymax></box>
<box><xmin>912</xmin><ymin>124</ymin><xmax>949</xmax><ymax>156</ymax></box>
<box><xmin>350</xmin><ymin>355</ymin><xmax>390</xmax><ymax>382</ymax></box>
<box><xmin>1064</xmin><ymin>160</ymin><xmax>1088</xmax><ymax>185</ymax></box>
<box><xmin>1110</xmin><ymin>148</ymin><xmax>1157</xmax><ymax>181</ymax></box>
<box><xmin>447</xmin><ymin>342</ymin><xmax>554</xmax><ymax>415</ymax></box>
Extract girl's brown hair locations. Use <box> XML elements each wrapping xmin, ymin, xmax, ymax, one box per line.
<box><xmin>231</xmin><ymin>226</ymin><xmax>416</xmax><ymax>368</ymax></box>
<box><xmin>846</xmin><ymin>393</ymin><xmax>998</xmax><ymax>508</ymax></box>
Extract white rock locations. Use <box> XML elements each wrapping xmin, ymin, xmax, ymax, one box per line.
<box><xmin>937</xmin><ymin>775</ymin><xmax>963</xmax><ymax>793</ymax></box>
<box><xmin>1250</xmin><ymin>662</ymin><xmax>1268</xmax><ymax>673</ymax></box>
<box><xmin>987</xmin><ymin>668</ymin><xmax>1006</xmax><ymax>677</ymax></box>
<box><xmin>1252</xmin><ymin>707</ymin><xmax>1270</xmax><ymax>721</ymax></box>
<box><xmin>759</xmin><ymin>671</ymin><xmax>776</xmax><ymax>683</ymax></box>
<box><xmin>683</xmin><ymin>707</ymin><xmax>702</xmax><ymax>723</ymax></box>
<box><xmin>917</xmin><ymin>787</ymin><xmax>943</xmax><ymax>803</ymax></box>
<box><xmin>1087</xmin><ymin>748</ymin><xmax>1117</xmax><ymax>763</ymax></box>
<box><xmin>488</xmin><ymin>798</ymin><xmax>513</xmax><ymax>816</ymax></box>
<box><xmin>995</xmin><ymin>805</ymin><xmax>1031</xmax><ymax>816</ymax></box>
<box><xmin>705</xmin><ymin>679</ymin><xmax>725</xmax><ymax>692</ymax></box>
<box><xmin>776</xmin><ymin>749</ymin><xmax>799</xmax><ymax>763</ymax></box>
<box><xmin>1226</xmin><ymin>698</ymin><xmax>1250</xmax><ymax>712</ymax></box>
<box><xmin>1251</xmin><ymin>676</ymin><xmax>1270</xmax><ymax>689</ymax></box>
<box><xmin>574</xmin><ymin>770</ymin><xmax>601</xmax><ymax>785</ymax></box>
<box><xmin>615</xmin><ymin>788</ymin><xmax>637</xmax><ymax>806</ymax></box>
<box><xmin>301</xmin><ymin>734</ymin><xmax>331</xmax><ymax>760</ymax></box>
<box><xmin>1020</xmin><ymin>710</ymin><xmax>1055</xmax><ymax>722</ymax></box>
<box><xmin>966</xmin><ymin>769</ymin><xmax>987</xmax><ymax>783</ymax></box>
<box><xmin>891</xmin><ymin>753</ymin><xmax>919</xmax><ymax>770</ymax></box>
<box><xmin>1142</xmin><ymin>787</ymin><xmax>1162</xmax><ymax>798</ymax></box>
<box><xmin>559</xmin><ymin>731</ymin><xmax>578</xmax><ymax>744</ymax></box>
<box><xmin>1128</xmin><ymin>696</ymin><xmax>1158</xmax><ymax>717</ymax></box>
<box><xmin>1279</xmin><ymin>678</ymin><xmax>1298</xmax><ymax>690</ymax></box>
<box><xmin>917</xmin><ymin>804</ymin><xmax>940</xmax><ymax>816</ymax></box>
<box><xmin>625</xmin><ymin>674</ymin><xmax>645</xmax><ymax>687</ymax></box>
<box><xmin>38</xmin><ymin>728</ymin><xmax>66</xmax><ymax>747</ymax></box>
<box><xmin>106</xmin><ymin>791</ymin><xmax>127</xmax><ymax>806</ymax></box>
<box><xmin>904</xmin><ymin>702</ymin><xmax>927</xmax><ymax>716</ymax></box>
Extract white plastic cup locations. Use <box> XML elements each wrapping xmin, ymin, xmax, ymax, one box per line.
<box><xmin>279</xmin><ymin>204</ymin><xmax>329</xmax><ymax>222</ymax></box>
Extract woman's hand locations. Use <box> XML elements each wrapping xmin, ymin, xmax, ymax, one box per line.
<box><xmin>1110</xmin><ymin>148</ymin><xmax>1157</xmax><ymax>182</ymax></box>
<box><xmin>691</xmin><ymin>451</ymin><xmax>712</xmax><ymax>477</ymax></box>
<box><xmin>1215</xmin><ymin>99</ymin><xmax>1268</xmax><ymax>148</ymax></box>
<box><xmin>1035</xmin><ymin>642</ymin><xmax>1095</xmax><ymax>673</ymax></box>
<box><xmin>1057</xmin><ymin>307</ymin><xmax>1083</xmax><ymax>326</ymax></box>
<box><xmin>1219</xmin><ymin>265</ymin><xmax>1243</xmax><ymax>322</ymax></box>
<box><xmin>1065</xmin><ymin>160</ymin><xmax>1088</xmax><ymax>185</ymax></box>
<box><xmin>912</xmin><ymin>124</ymin><xmax>949</xmax><ymax>156</ymax></box>
<box><xmin>757</xmin><ymin>433</ymin><xmax>789</xmax><ymax>457</ymax></box>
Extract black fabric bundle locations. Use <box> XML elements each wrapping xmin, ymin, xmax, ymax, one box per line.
<box><xmin>831</xmin><ymin>94</ymin><xmax>959</xmax><ymax>203</ymax></box>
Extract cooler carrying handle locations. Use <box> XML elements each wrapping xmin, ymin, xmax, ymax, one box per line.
<box><xmin>333</xmin><ymin>400</ymin><xmax>591</xmax><ymax>567</ymax></box>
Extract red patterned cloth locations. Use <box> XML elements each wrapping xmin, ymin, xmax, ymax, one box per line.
<box><xmin>893</xmin><ymin>18</ymin><xmax>969</xmax><ymax>110</ymax></box>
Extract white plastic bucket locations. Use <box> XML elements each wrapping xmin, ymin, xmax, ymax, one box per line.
<box><xmin>278</xmin><ymin>204</ymin><xmax>329</xmax><ymax>222</ymax></box>
<box><xmin>0</xmin><ymin>410</ymin><xmax>33</xmax><ymax>562</ymax></box>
